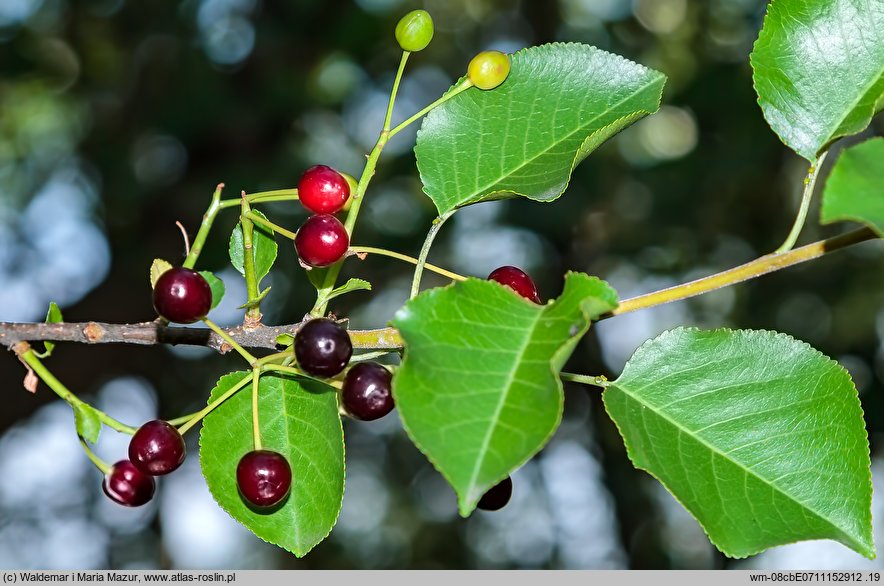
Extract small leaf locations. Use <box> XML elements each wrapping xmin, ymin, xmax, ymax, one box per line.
<box><xmin>275</xmin><ymin>333</ymin><xmax>295</xmax><ymax>348</ymax></box>
<box><xmin>325</xmin><ymin>278</ymin><xmax>371</xmax><ymax>304</ymax></box>
<box><xmin>38</xmin><ymin>302</ymin><xmax>63</xmax><ymax>358</ymax></box>
<box><xmin>237</xmin><ymin>286</ymin><xmax>271</xmax><ymax>310</ymax></box>
<box><xmin>604</xmin><ymin>328</ymin><xmax>874</xmax><ymax>559</ymax></box>
<box><xmin>229</xmin><ymin>210</ymin><xmax>278</xmax><ymax>285</ymax></box>
<box><xmin>821</xmin><ymin>138</ymin><xmax>884</xmax><ymax>236</ymax></box>
<box><xmin>198</xmin><ymin>271</ymin><xmax>226</xmax><ymax>310</ymax></box>
<box><xmin>150</xmin><ymin>259</ymin><xmax>173</xmax><ymax>289</ymax></box>
<box><xmin>750</xmin><ymin>0</ymin><xmax>884</xmax><ymax>161</ymax></box>
<box><xmin>414</xmin><ymin>43</ymin><xmax>665</xmax><ymax>214</ymax></box>
<box><xmin>74</xmin><ymin>403</ymin><xmax>102</xmax><ymax>444</ymax></box>
<box><xmin>392</xmin><ymin>272</ymin><xmax>618</xmax><ymax>515</ymax></box>
<box><xmin>200</xmin><ymin>372</ymin><xmax>344</xmax><ymax>556</ymax></box>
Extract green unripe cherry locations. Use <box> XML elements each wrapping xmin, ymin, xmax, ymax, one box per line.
<box><xmin>467</xmin><ymin>50</ymin><xmax>510</xmax><ymax>90</ymax></box>
<box><xmin>395</xmin><ymin>10</ymin><xmax>434</xmax><ymax>53</ymax></box>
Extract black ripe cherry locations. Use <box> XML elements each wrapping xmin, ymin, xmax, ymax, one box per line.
<box><xmin>294</xmin><ymin>214</ymin><xmax>349</xmax><ymax>268</ymax></box>
<box><xmin>153</xmin><ymin>267</ymin><xmax>212</xmax><ymax>323</ymax></box>
<box><xmin>236</xmin><ymin>450</ymin><xmax>292</xmax><ymax>509</ymax></box>
<box><xmin>477</xmin><ymin>476</ymin><xmax>513</xmax><ymax>511</ymax></box>
<box><xmin>298</xmin><ymin>165</ymin><xmax>351</xmax><ymax>214</ymax></box>
<box><xmin>294</xmin><ymin>318</ymin><xmax>353</xmax><ymax>377</ymax></box>
<box><xmin>129</xmin><ymin>420</ymin><xmax>186</xmax><ymax>476</ymax></box>
<box><xmin>342</xmin><ymin>362</ymin><xmax>394</xmax><ymax>421</ymax></box>
<box><xmin>488</xmin><ymin>266</ymin><xmax>541</xmax><ymax>304</ymax></box>
<box><xmin>102</xmin><ymin>460</ymin><xmax>156</xmax><ymax>507</ymax></box>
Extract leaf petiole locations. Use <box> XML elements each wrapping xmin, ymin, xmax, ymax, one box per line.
<box><xmin>775</xmin><ymin>151</ymin><xmax>829</xmax><ymax>253</ymax></box>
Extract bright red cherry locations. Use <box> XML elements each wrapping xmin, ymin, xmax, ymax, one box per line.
<box><xmin>102</xmin><ymin>460</ymin><xmax>156</xmax><ymax>507</ymax></box>
<box><xmin>477</xmin><ymin>476</ymin><xmax>513</xmax><ymax>511</ymax></box>
<box><xmin>129</xmin><ymin>420</ymin><xmax>186</xmax><ymax>476</ymax></box>
<box><xmin>152</xmin><ymin>267</ymin><xmax>212</xmax><ymax>323</ymax></box>
<box><xmin>294</xmin><ymin>214</ymin><xmax>349</xmax><ymax>268</ymax></box>
<box><xmin>342</xmin><ymin>362</ymin><xmax>394</xmax><ymax>421</ymax></box>
<box><xmin>298</xmin><ymin>165</ymin><xmax>351</xmax><ymax>214</ymax></box>
<box><xmin>488</xmin><ymin>266</ymin><xmax>541</xmax><ymax>303</ymax></box>
<box><xmin>236</xmin><ymin>450</ymin><xmax>292</xmax><ymax>509</ymax></box>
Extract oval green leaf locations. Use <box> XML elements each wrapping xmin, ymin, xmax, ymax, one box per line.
<box><xmin>750</xmin><ymin>0</ymin><xmax>884</xmax><ymax>161</ymax></box>
<box><xmin>414</xmin><ymin>43</ymin><xmax>666</xmax><ymax>214</ymax></box>
<box><xmin>229</xmin><ymin>210</ymin><xmax>278</xmax><ymax>285</ymax></box>
<box><xmin>604</xmin><ymin>328</ymin><xmax>873</xmax><ymax>559</ymax></box>
<box><xmin>200</xmin><ymin>372</ymin><xmax>344</xmax><ymax>556</ymax></box>
<box><xmin>392</xmin><ymin>272</ymin><xmax>618</xmax><ymax>515</ymax></box>
<box><xmin>821</xmin><ymin>137</ymin><xmax>884</xmax><ymax>236</ymax></box>
<box><xmin>74</xmin><ymin>403</ymin><xmax>101</xmax><ymax>444</ymax></box>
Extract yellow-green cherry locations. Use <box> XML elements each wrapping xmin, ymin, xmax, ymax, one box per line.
<box><xmin>468</xmin><ymin>50</ymin><xmax>510</xmax><ymax>90</ymax></box>
<box><xmin>395</xmin><ymin>9</ymin><xmax>434</xmax><ymax>53</ymax></box>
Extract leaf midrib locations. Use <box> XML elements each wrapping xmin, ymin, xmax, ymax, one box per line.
<box><xmin>612</xmin><ymin>379</ymin><xmax>860</xmax><ymax>549</ymax></box>
<box><xmin>463</xmin><ymin>301</ymin><xmax>544</xmax><ymax>507</ymax></box>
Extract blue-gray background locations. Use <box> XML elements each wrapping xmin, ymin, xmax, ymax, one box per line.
<box><xmin>1</xmin><ymin>0</ymin><xmax>883</xmax><ymax>570</ymax></box>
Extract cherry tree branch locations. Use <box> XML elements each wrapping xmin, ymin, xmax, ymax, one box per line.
<box><xmin>0</xmin><ymin>320</ymin><xmax>404</xmax><ymax>353</ymax></box>
<box><xmin>0</xmin><ymin>227</ymin><xmax>877</xmax><ymax>356</ymax></box>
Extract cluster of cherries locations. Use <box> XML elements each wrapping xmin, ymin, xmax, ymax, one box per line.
<box><xmin>106</xmin><ymin>165</ymin><xmax>541</xmax><ymax>513</ymax></box>
<box><xmin>294</xmin><ymin>165</ymin><xmax>353</xmax><ymax>267</ymax></box>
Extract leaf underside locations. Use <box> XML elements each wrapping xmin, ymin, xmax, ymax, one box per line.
<box><xmin>750</xmin><ymin>0</ymin><xmax>884</xmax><ymax>161</ymax></box>
<box><xmin>391</xmin><ymin>272</ymin><xmax>618</xmax><ymax>515</ymax></box>
<box><xmin>414</xmin><ymin>43</ymin><xmax>666</xmax><ymax>214</ymax></box>
<box><xmin>229</xmin><ymin>210</ymin><xmax>278</xmax><ymax>286</ymax></box>
<box><xmin>200</xmin><ymin>372</ymin><xmax>344</xmax><ymax>557</ymax></box>
<box><xmin>604</xmin><ymin>328</ymin><xmax>874</xmax><ymax>559</ymax></box>
<box><xmin>820</xmin><ymin>137</ymin><xmax>884</xmax><ymax>236</ymax></box>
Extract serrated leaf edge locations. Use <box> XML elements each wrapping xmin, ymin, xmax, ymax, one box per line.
<box><xmin>749</xmin><ymin>0</ymin><xmax>884</xmax><ymax>161</ymax></box>
<box><xmin>198</xmin><ymin>371</ymin><xmax>346</xmax><ymax>557</ymax></box>
<box><xmin>604</xmin><ymin>326</ymin><xmax>874</xmax><ymax>559</ymax></box>
<box><xmin>415</xmin><ymin>42</ymin><xmax>666</xmax><ymax>214</ymax></box>
<box><xmin>392</xmin><ymin>272</ymin><xmax>619</xmax><ymax>516</ymax></box>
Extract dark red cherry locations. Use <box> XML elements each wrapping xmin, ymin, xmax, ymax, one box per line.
<box><xmin>477</xmin><ymin>476</ymin><xmax>513</xmax><ymax>511</ymax></box>
<box><xmin>102</xmin><ymin>460</ymin><xmax>156</xmax><ymax>507</ymax></box>
<box><xmin>294</xmin><ymin>318</ymin><xmax>353</xmax><ymax>377</ymax></box>
<box><xmin>129</xmin><ymin>420</ymin><xmax>186</xmax><ymax>476</ymax></box>
<box><xmin>298</xmin><ymin>165</ymin><xmax>351</xmax><ymax>214</ymax></box>
<box><xmin>342</xmin><ymin>362</ymin><xmax>394</xmax><ymax>421</ymax></box>
<box><xmin>236</xmin><ymin>450</ymin><xmax>292</xmax><ymax>508</ymax></box>
<box><xmin>294</xmin><ymin>214</ymin><xmax>349</xmax><ymax>268</ymax></box>
<box><xmin>488</xmin><ymin>266</ymin><xmax>541</xmax><ymax>304</ymax></box>
<box><xmin>152</xmin><ymin>267</ymin><xmax>212</xmax><ymax>323</ymax></box>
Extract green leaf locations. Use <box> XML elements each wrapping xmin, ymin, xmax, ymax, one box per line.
<box><xmin>74</xmin><ymin>403</ymin><xmax>101</xmax><ymax>444</ymax></box>
<box><xmin>150</xmin><ymin>258</ymin><xmax>173</xmax><ymax>289</ymax></box>
<box><xmin>200</xmin><ymin>372</ymin><xmax>344</xmax><ymax>557</ymax></box>
<box><xmin>603</xmin><ymin>328</ymin><xmax>873</xmax><ymax>559</ymax></box>
<box><xmin>324</xmin><ymin>278</ymin><xmax>371</xmax><ymax>304</ymax></box>
<box><xmin>237</xmin><ymin>286</ymin><xmax>271</xmax><ymax>309</ymax></box>
<box><xmin>750</xmin><ymin>0</ymin><xmax>884</xmax><ymax>161</ymax></box>
<box><xmin>414</xmin><ymin>43</ymin><xmax>665</xmax><ymax>214</ymax></box>
<box><xmin>275</xmin><ymin>333</ymin><xmax>295</xmax><ymax>347</ymax></box>
<box><xmin>198</xmin><ymin>271</ymin><xmax>226</xmax><ymax>310</ymax></box>
<box><xmin>821</xmin><ymin>138</ymin><xmax>884</xmax><ymax>236</ymax></box>
<box><xmin>392</xmin><ymin>272</ymin><xmax>618</xmax><ymax>515</ymax></box>
<box><xmin>229</xmin><ymin>210</ymin><xmax>278</xmax><ymax>286</ymax></box>
<box><xmin>37</xmin><ymin>302</ymin><xmax>63</xmax><ymax>358</ymax></box>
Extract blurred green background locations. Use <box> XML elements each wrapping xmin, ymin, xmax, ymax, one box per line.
<box><xmin>1</xmin><ymin>0</ymin><xmax>883</xmax><ymax>570</ymax></box>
